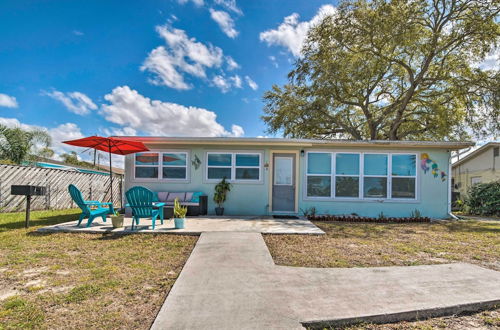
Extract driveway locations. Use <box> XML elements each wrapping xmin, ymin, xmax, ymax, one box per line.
<box><xmin>151</xmin><ymin>232</ymin><xmax>500</xmax><ymax>329</ymax></box>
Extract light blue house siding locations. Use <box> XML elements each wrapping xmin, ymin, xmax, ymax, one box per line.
<box><xmin>123</xmin><ymin>138</ymin><xmax>470</xmax><ymax>219</ymax></box>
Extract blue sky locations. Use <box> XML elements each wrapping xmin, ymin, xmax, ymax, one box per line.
<box><xmin>0</xmin><ymin>0</ymin><xmax>338</xmax><ymax>160</ymax></box>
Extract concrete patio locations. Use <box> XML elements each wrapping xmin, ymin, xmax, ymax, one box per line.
<box><xmin>36</xmin><ymin>216</ymin><xmax>325</xmax><ymax>235</ymax></box>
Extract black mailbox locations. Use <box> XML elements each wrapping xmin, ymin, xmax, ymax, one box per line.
<box><xmin>11</xmin><ymin>185</ymin><xmax>47</xmax><ymax>196</ymax></box>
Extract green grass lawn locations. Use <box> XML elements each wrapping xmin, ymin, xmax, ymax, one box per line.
<box><xmin>0</xmin><ymin>209</ymin><xmax>197</xmax><ymax>329</ymax></box>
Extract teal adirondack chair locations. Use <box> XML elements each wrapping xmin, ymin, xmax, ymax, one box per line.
<box><xmin>125</xmin><ymin>186</ymin><xmax>164</xmax><ymax>230</ymax></box>
<box><xmin>68</xmin><ymin>184</ymin><xmax>114</xmax><ymax>227</ymax></box>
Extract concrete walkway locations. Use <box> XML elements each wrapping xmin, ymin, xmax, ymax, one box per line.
<box><xmin>37</xmin><ymin>216</ymin><xmax>324</xmax><ymax>235</ymax></box>
<box><xmin>152</xmin><ymin>232</ymin><xmax>500</xmax><ymax>329</ymax></box>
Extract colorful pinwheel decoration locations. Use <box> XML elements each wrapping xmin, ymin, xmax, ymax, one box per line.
<box><xmin>421</xmin><ymin>153</ymin><xmax>447</xmax><ymax>181</ymax></box>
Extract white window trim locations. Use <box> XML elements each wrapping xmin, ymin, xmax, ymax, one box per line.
<box><xmin>205</xmin><ymin>151</ymin><xmax>263</xmax><ymax>184</ymax></box>
<box><xmin>132</xmin><ymin>149</ymin><xmax>190</xmax><ymax>183</ymax></box>
<box><xmin>304</xmin><ymin>150</ymin><xmax>419</xmax><ymax>203</ymax></box>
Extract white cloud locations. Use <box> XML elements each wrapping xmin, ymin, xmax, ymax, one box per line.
<box><xmin>259</xmin><ymin>4</ymin><xmax>336</xmax><ymax>57</ymax></box>
<box><xmin>212</xmin><ymin>74</ymin><xmax>242</xmax><ymax>93</ymax></box>
<box><xmin>102</xmin><ymin>126</ymin><xmax>138</xmax><ymax>137</ymax></box>
<box><xmin>478</xmin><ymin>47</ymin><xmax>499</xmax><ymax>71</ymax></box>
<box><xmin>229</xmin><ymin>75</ymin><xmax>242</xmax><ymax>88</ymax></box>
<box><xmin>245</xmin><ymin>76</ymin><xmax>258</xmax><ymax>90</ymax></box>
<box><xmin>177</xmin><ymin>0</ymin><xmax>204</xmax><ymax>7</ymax></box>
<box><xmin>212</xmin><ymin>75</ymin><xmax>232</xmax><ymax>93</ymax></box>
<box><xmin>43</xmin><ymin>90</ymin><xmax>97</xmax><ymax>115</ymax></box>
<box><xmin>209</xmin><ymin>9</ymin><xmax>238</xmax><ymax>38</ymax></box>
<box><xmin>72</xmin><ymin>30</ymin><xmax>84</xmax><ymax>36</ymax></box>
<box><xmin>226</xmin><ymin>56</ymin><xmax>240</xmax><ymax>70</ymax></box>
<box><xmin>142</xmin><ymin>24</ymin><xmax>235</xmax><ymax>90</ymax></box>
<box><xmin>230</xmin><ymin>124</ymin><xmax>244</xmax><ymax>137</ymax></box>
<box><xmin>101</xmin><ymin>86</ymin><xmax>244</xmax><ymax>137</ymax></box>
<box><xmin>0</xmin><ymin>93</ymin><xmax>18</xmax><ymax>108</ymax></box>
<box><xmin>214</xmin><ymin>0</ymin><xmax>242</xmax><ymax>15</ymax></box>
<box><xmin>269</xmin><ymin>55</ymin><xmax>279</xmax><ymax>68</ymax></box>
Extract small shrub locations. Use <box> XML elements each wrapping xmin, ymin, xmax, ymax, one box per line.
<box><xmin>410</xmin><ymin>209</ymin><xmax>422</xmax><ymax>218</ymax></box>
<box><xmin>300</xmin><ymin>207</ymin><xmax>317</xmax><ymax>217</ymax></box>
<box><xmin>464</xmin><ymin>181</ymin><xmax>500</xmax><ymax>216</ymax></box>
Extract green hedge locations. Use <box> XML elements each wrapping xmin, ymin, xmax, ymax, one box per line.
<box><xmin>464</xmin><ymin>181</ymin><xmax>500</xmax><ymax>216</ymax></box>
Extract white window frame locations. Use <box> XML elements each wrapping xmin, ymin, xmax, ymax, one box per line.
<box><xmin>304</xmin><ymin>150</ymin><xmax>419</xmax><ymax>202</ymax></box>
<box><xmin>390</xmin><ymin>153</ymin><xmax>418</xmax><ymax>200</ymax></box>
<box><xmin>132</xmin><ymin>150</ymin><xmax>190</xmax><ymax>183</ymax></box>
<box><xmin>205</xmin><ymin>151</ymin><xmax>263</xmax><ymax>183</ymax></box>
<box><xmin>305</xmin><ymin>152</ymin><xmax>333</xmax><ymax>198</ymax></box>
<box><xmin>334</xmin><ymin>152</ymin><xmax>361</xmax><ymax>199</ymax></box>
<box><xmin>363</xmin><ymin>153</ymin><xmax>389</xmax><ymax>199</ymax></box>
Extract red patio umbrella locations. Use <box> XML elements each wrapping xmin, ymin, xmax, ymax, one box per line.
<box><xmin>63</xmin><ymin>136</ymin><xmax>149</xmax><ymax>204</ymax></box>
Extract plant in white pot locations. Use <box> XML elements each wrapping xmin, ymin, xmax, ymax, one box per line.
<box><xmin>173</xmin><ymin>198</ymin><xmax>188</xmax><ymax>229</ymax></box>
<box><xmin>213</xmin><ymin>177</ymin><xmax>231</xmax><ymax>216</ymax></box>
<box><xmin>111</xmin><ymin>209</ymin><xmax>124</xmax><ymax>228</ymax></box>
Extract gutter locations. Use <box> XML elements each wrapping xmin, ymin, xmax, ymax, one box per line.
<box><xmin>447</xmin><ymin>153</ymin><xmax>459</xmax><ymax>220</ymax></box>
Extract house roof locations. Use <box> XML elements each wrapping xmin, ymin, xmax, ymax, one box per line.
<box><xmin>115</xmin><ymin>136</ymin><xmax>474</xmax><ymax>150</ymax></box>
<box><xmin>452</xmin><ymin>142</ymin><xmax>500</xmax><ymax>168</ymax></box>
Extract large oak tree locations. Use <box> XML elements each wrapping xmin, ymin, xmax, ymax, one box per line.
<box><xmin>262</xmin><ymin>0</ymin><xmax>500</xmax><ymax>140</ymax></box>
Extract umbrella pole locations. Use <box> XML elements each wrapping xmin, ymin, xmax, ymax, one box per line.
<box><xmin>109</xmin><ymin>142</ymin><xmax>113</xmax><ymax>205</ymax></box>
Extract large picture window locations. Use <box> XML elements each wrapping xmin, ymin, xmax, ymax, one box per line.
<box><xmin>206</xmin><ymin>152</ymin><xmax>261</xmax><ymax>182</ymax></box>
<box><xmin>305</xmin><ymin>151</ymin><xmax>417</xmax><ymax>200</ymax></box>
<box><xmin>134</xmin><ymin>151</ymin><xmax>188</xmax><ymax>181</ymax></box>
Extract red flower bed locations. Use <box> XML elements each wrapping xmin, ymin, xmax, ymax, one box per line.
<box><xmin>307</xmin><ymin>214</ymin><xmax>431</xmax><ymax>223</ymax></box>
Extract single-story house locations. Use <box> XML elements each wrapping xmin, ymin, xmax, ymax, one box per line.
<box><xmin>121</xmin><ymin>137</ymin><xmax>473</xmax><ymax>219</ymax></box>
<box><xmin>452</xmin><ymin>142</ymin><xmax>500</xmax><ymax>197</ymax></box>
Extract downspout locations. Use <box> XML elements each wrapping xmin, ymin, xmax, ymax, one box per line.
<box><xmin>448</xmin><ymin>153</ymin><xmax>459</xmax><ymax>220</ymax></box>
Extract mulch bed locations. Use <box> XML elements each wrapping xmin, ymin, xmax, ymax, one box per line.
<box><xmin>307</xmin><ymin>214</ymin><xmax>431</xmax><ymax>223</ymax></box>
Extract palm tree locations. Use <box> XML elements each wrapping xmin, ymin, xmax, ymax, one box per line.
<box><xmin>0</xmin><ymin>124</ymin><xmax>53</xmax><ymax>164</ymax></box>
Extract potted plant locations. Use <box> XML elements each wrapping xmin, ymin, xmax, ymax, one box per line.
<box><xmin>173</xmin><ymin>198</ymin><xmax>188</xmax><ymax>229</ymax></box>
<box><xmin>111</xmin><ymin>208</ymin><xmax>124</xmax><ymax>228</ymax></box>
<box><xmin>213</xmin><ymin>177</ymin><xmax>231</xmax><ymax>216</ymax></box>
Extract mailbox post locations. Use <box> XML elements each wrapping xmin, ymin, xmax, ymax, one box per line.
<box><xmin>11</xmin><ymin>185</ymin><xmax>47</xmax><ymax>228</ymax></box>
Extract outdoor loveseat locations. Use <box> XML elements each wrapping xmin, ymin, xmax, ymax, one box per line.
<box><xmin>154</xmin><ymin>191</ymin><xmax>208</xmax><ymax>217</ymax></box>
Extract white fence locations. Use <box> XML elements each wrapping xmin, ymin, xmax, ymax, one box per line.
<box><xmin>0</xmin><ymin>164</ymin><xmax>123</xmax><ymax>212</ymax></box>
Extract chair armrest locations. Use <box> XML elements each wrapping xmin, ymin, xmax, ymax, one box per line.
<box><xmin>84</xmin><ymin>201</ymin><xmax>101</xmax><ymax>205</ymax></box>
<box><xmin>154</xmin><ymin>202</ymin><xmax>166</xmax><ymax>207</ymax></box>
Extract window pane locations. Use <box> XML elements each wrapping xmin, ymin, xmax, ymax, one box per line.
<box><xmin>307</xmin><ymin>176</ymin><xmax>331</xmax><ymax>197</ymax></box>
<box><xmin>236</xmin><ymin>168</ymin><xmax>259</xmax><ymax>180</ymax></box>
<box><xmin>208</xmin><ymin>153</ymin><xmax>232</xmax><ymax>166</ymax></box>
<box><xmin>364</xmin><ymin>154</ymin><xmax>387</xmax><ymax>175</ymax></box>
<box><xmin>135</xmin><ymin>167</ymin><xmax>158</xmax><ymax>178</ymax></box>
<box><xmin>307</xmin><ymin>153</ymin><xmax>331</xmax><ymax>174</ymax></box>
<box><xmin>163</xmin><ymin>153</ymin><xmax>186</xmax><ymax>166</ymax></box>
<box><xmin>135</xmin><ymin>153</ymin><xmax>158</xmax><ymax>165</ymax></box>
<box><xmin>336</xmin><ymin>154</ymin><xmax>359</xmax><ymax>175</ymax></box>
<box><xmin>163</xmin><ymin>167</ymin><xmax>186</xmax><ymax>179</ymax></box>
<box><xmin>392</xmin><ymin>178</ymin><xmax>416</xmax><ymax>199</ymax></box>
<box><xmin>236</xmin><ymin>154</ymin><xmax>259</xmax><ymax>166</ymax></box>
<box><xmin>207</xmin><ymin>167</ymin><xmax>231</xmax><ymax>180</ymax></box>
<box><xmin>392</xmin><ymin>154</ymin><xmax>416</xmax><ymax>176</ymax></box>
<box><xmin>274</xmin><ymin>157</ymin><xmax>292</xmax><ymax>185</ymax></box>
<box><xmin>364</xmin><ymin>177</ymin><xmax>387</xmax><ymax>198</ymax></box>
<box><xmin>335</xmin><ymin>176</ymin><xmax>359</xmax><ymax>197</ymax></box>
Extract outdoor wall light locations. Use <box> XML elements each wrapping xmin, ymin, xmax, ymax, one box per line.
<box><xmin>300</xmin><ymin>150</ymin><xmax>305</xmax><ymax>157</ymax></box>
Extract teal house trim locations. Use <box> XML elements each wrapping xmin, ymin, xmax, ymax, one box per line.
<box><xmin>122</xmin><ymin>137</ymin><xmax>473</xmax><ymax>219</ymax></box>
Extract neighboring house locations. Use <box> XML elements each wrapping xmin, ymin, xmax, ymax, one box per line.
<box><xmin>121</xmin><ymin>137</ymin><xmax>473</xmax><ymax>219</ymax></box>
<box><xmin>452</xmin><ymin>142</ymin><xmax>500</xmax><ymax>198</ymax></box>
